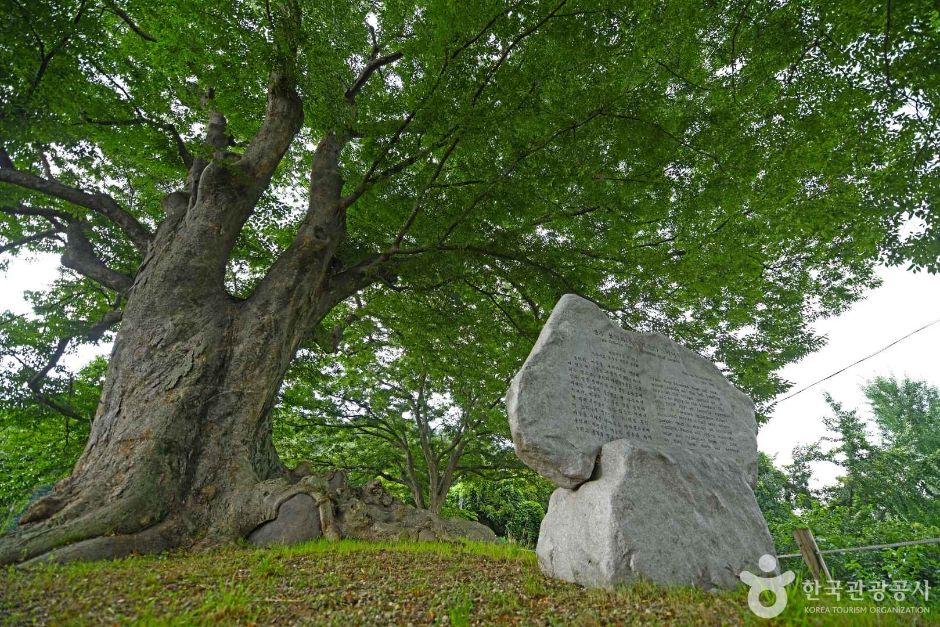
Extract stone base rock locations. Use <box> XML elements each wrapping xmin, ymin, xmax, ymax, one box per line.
<box><xmin>247</xmin><ymin>470</ymin><xmax>495</xmax><ymax>547</ymax></box>
<box><xmin>536</xmin><ymin>439</ymin><xmax>775</xmax><ymax>590</ymax></box>
<box><xmin>247</xmin><ymin>493</ymin><xmax>322</xmax><ymax>546</ymax></box>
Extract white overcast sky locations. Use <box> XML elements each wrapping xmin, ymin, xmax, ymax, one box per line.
<box><xmin>759</xmin><ymin>264</ymin><xmax>940</xmax><ymax>486</ymax></box>
<box><xmin>2</xmin><ymin>254</ymin><xmax>939</xmax><ymax>488</ymax></box>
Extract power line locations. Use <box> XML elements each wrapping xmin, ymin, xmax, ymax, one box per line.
<box><xmin>774</xmin><ymin>317</ymin><xmax>940</xmax><ymax>404</ymax></box>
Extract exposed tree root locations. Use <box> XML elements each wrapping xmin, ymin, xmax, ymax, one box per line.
<box><xmin>245</xmin><ymin>469</ymin><xmax>496</xmax><ymax>546</ymax></box>
<box><xmin>0</xmin><ymin>497</ymin><xmax>149</xmax><ymax>566</ymax></box>
<box><xmin>21</xmin><ymin>520</ymin><xmax>180</xmax><ymax>566</ymax></box>
<box><xmin>2</xmin><ymin>465</ymin><xmax>495</xmax><ymax>567</ymax></box>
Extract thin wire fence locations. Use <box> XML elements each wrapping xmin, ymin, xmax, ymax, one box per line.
<box><xmin>779</xmin><ymin>536</ymin><xmax>940</xmax><ymax>559</ymax></box>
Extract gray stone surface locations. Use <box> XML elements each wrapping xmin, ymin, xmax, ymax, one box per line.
<box><xmin>536</xmin><ymin>439</ymin><xmax>775</xmax><ymax>590</ymax></box>
<box><xmin>245</xmin><ymin>475</ymin><xmax>496</xmax><ymax>548</ymax></box>
<box><xmin>508</xmin><ymin>294</ymin><xmax>774</xmax><ymax>590</ymax></box>
<box><xmin>507</xmin><ymin>294</ymin><xmax>758</xmax><ymax>490</ymax></box>
<box><xmin>339</xmin><ymin>479</ymin><xmax>497</xmax><ymax>543</ymax></box>
<box><xmin>247</xmin><ymin>493</ymin><xmax>321</xmax><ymax>547</ymax></box>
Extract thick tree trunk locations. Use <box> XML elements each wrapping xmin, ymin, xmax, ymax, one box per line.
<box><xmin>427</xmin><ymin>487</ymin><xmax>448</xmax><ymax>515</ymax></box>
<box><xmin>0</xmin><ymin>118</ymin><xmax>349</xmax><ymax>564</ymax></box>
<box><xmin>0</xmin><ymin>206</ymin><xmax>320</xmax><ymax>565</ymax></box>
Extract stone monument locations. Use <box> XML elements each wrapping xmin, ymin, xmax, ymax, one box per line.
<box><xmin>507</xmin><ymin>294</ymin><xmax>776</xmax><ymax>590</ymax></box>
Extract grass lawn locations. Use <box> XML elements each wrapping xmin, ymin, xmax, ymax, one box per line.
<box><xmin>0</xmin><ymin>540</ymin><xmax>934</xmax><ymax>625</ymax></box>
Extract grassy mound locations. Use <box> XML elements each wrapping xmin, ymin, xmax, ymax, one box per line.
<box><xmin>0</xmin><ymin>540</ymin><xmax>933</xmax><ymax>625</ymax></box>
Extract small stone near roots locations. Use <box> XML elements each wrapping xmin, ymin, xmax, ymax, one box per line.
<box><xmin>247</xmin><ymin>493</ymin><xmax>321</xmax><ymax>547</ymax></box>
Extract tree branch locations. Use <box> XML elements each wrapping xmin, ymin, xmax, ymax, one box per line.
<box><xmin>449</xmin><ymin>4</ymin><xmax>519</xmax><ymax>60</ymax></box>
<box><xmin>248</xmin><ymin>132</ymin><xmax>344</xmax><ymax>314</ymax></box>
<box><xmin>0</xmin><ymin>229</ymin><xmax>60</xmax><ymax>255</ymax></box>
<box><xmin>0</xmin><ymin>163</ymin><xmax>151</xmax><ymax>253</ymax></box>
<box><xmin>321</xmin><ymin>416</ymin><xmax>410</xmax><ymax>452</ymax></box>
<box><xmin>0</xmin><ymin>146</ymin><xmax>14</xmax><ymax>169</ymax></box>
<box><xmin>104</xmin><ymin>1</ymin><xmax>157</xmax><ymax>42</ymax></box>
<box><xmin>234</xmin><ymin>69</ymin><xmax>303</xmax><ymax>189</ymax></box>
<box><xmin>310</xmin><ymin>392</ymin><xmax>411</xmax><ymax>449</ymax></box>
<box><xmin>602</xmin><ymin>111</ymin><xmax>723</xmax><ymax>169</ymax></box>
<box><xmin>339</xmin><ymin>124</ymin><xmax>458</xmax><ymax>211</ymax></box>
<box><xmin>23</xmin><ymin>0</ymin><xmax>89</xmax><ymax>101</ymax></box>
<box><xmin>0</xmin><ymin>203</ymin><xmax>133</xmax><ymax>291</ymax></box>
<box><xmin>307</xmin><ymin>309</ymin><xmax>361</xmax><ymax>353</ymax></box>
<box><xmin>346</xmin><ymin>51</ymin><xmax>404</xmax><ymax>104</ymax></box>
<box><xmin>463</xmin><ymin>278</ymin><xmax>530</xmax><ymax>336</ymax></box>
<box><xmin>25</xmin><ymin>309</ymin><xmax>122</xmax><ymax>423</ymax></box>
<box><xmin>437</xmin><ymin>108</ymin><xmax>603</xmax><ymax>243</ymax></box>
<box><xmin>436</xmin><ymin>243</ymin><xmax>585</xmax><ymax>297</ymax></box>
<box><xmin>412</xmin><ymin>371</ymin><xmax>437</xmax><ymax>467</ymax></box>
<box><xmin>470</xmin><ymin>0</ymin><xmax>567</xmax><ymax>106</ymax></box>
<box><xmin>61</xmin><ymin>222</ymin><xmax>135</xmax><ymax>293</ymax></box>
<box><xmin>883</xmin><ymin>0</ymin><xmax>892</xmax><ymax>92</ymax></box>
<box><xmin>238</xmin><ymin>0</ymin><xmax>304</xmax><ymax>187</ymax></box>
<box><xmin>389</xmin><ymin>135</ymin><xmax>461</xmax><ymax>251</ymax></box>
<box><xmin>338</xmin><ymin>51</ymin><xmax>458</xmax><ymax>211</ymax></box>
<box><xmin>80</xmin><ymin>113</ymin><xmax>192</xmax><ymax>169</ymax></box>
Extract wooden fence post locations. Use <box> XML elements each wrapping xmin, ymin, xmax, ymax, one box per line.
<box><xmin>793</xmin><ymin>527</ymin><xmax>832</xmax><ymax>583</ymax></box>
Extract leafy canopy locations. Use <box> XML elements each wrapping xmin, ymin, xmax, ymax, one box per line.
<box><xmin>0</xmin><ymin>0</ymin><xmax>937</xmax><ymax>431</ymax></box>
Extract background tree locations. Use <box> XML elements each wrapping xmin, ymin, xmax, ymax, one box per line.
<box><xmin>753</xmin><ymin>452</ymin><xmax>798</xmax><ymax>537</ymax></box>
<box><xmin>817</xmin><ymin>378</ymin><xmax>940</xmax><ymax>522</ymax></box>
<box><xmin>782</xmin><ymin>443</ymin><xmax>822</xmax><ymax>510</ymax></box>
<box><xmin>0</xmin><ymin>0</ymin><xmax>937</xmax><ymax>563</ymax></box>
<box><xmin>760</xmin><ymin>376</ymin><xmax>940</xmax><ymax>585</ymax></box>
<box><xmin>276</xmin><ymin>324</ymin><xmax>520</xmax><ymax>514</ymax></box>
<box><xmin>447</xmin><ymin>476</ymin><xmax>554</xmax><ymax>547</ymax></box>
<box><xmin>0</xmin><ymin>353</ymin><xmax>105</xmax><ymax>529</ymax></box>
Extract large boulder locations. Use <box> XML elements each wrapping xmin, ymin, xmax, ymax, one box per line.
<box><xmin>536</xmin><ymin>439</ymin><xmax>775</xmax><ymax>590</ymax></box>
<box><xmin>507</xmin><ymin>294</ymin><xmax>758</xmax><ymax>490</ymax></box>
<box><xmin>507</xmin><ymin>294</ymin><xmax>776</xmax><ymax>590</ymax></box>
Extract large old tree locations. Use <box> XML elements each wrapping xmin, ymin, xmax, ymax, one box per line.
<box><xmin>0</xmin><ymin>0</ymin><xmax>936</xmax><ymax>563</ymax></box>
